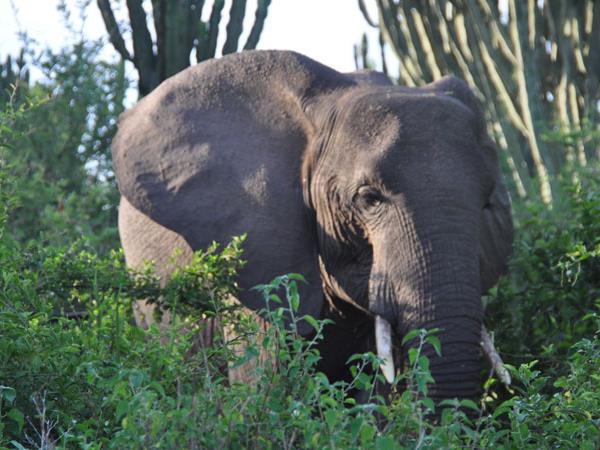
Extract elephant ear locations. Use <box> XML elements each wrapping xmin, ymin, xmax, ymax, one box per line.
<box><xmin>112</xmin><ymin>50</ymin><xmax>355</xmax><ymax>334</ymax></box>
<box><xmin>426</xmin><ymin>76</ymin><xmax>514</xmax><ymax>293</ymax></box>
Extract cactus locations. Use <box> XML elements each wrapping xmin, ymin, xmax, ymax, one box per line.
<box><xmin>0</xmin><ymin>49</ymin><xmax>29</xmax><ymax>105</ymax></box>
<box><xmin>360</xmin><ymin>0</ymin><xmax>600</xmax><ymax>205</ymax></box>
<box><xmin>97</xmin><ymin>0</ymin><xmax>272</xmax><ymax>97</ymax></box>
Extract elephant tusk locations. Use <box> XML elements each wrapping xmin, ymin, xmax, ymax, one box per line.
<box><xmin>375</xmin><ymin>316</ymin><xmax>395</xmax><ymax>384</ymax></box>
<box><xmin>481</xmin><ymin>325</ymin><xmax>511</xmax><ymax>387</ymax></box>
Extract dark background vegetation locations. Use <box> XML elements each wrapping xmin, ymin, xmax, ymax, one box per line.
<box><xmin>0</xmin><ymin>1</ymin><xmax>598</xmax><ymax>448</ymax></box>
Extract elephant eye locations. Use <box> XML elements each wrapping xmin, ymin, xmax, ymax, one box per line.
<box><xmin>354</xmin><ymin>185</ymin><xmax>383</xmax><ymax>209</ymax></box>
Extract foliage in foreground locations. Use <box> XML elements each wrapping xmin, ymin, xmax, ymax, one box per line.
<box><xmin>0</xmin><ymin>221</ymin><xmax>598</xmax><ymax>448</ymax></box>
<box><xmin>487</xmin><ymin>164</ymin><xmax>600</xmax><ymax>378</ymax></box>
<box><xmin>0</xmin><ymin>38</ymin><xmax>126</xmax><ymax>254</ymax></box>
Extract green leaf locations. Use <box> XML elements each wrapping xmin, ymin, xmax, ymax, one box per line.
<box><xmin>426</xmin><ymin>335</ymin><xmax>442</xmax><ymax>356</ymax></box>
<box><xmin>492</xmin><ymin>400</ymin><xmax>514</xmax><ymax>419</ymax></box>
<box><xmin>375</xmin><ymin>435</ymin><xmax>399</xmax><ymax>450</ymax></box>
<box><xmin>460</xmin><ymin>399</ymin><xmax>479</xmax><ymax>411</ymax></box>
<box><xmin>128</xmin><ymin>370</ymin><xmax>145</xmax><ymax>388</ymax></box>
<box><xmin>402</xmin><ymin>329</ymin><xmax>421</xmax><ymax>345</ymax></box>
<box><xmin>408</xmin><ymin>347</ymin><xmax>418</xmax><ymax>365</ymax></box>
<box><xmin>417</xmin><ymin>375</ymin><xmax>428</xmax><ymax>394</ymax></box>
<box><xmin>268</xmin><ymin>294</ymin><xmax>282</xmax><ymax>304</ymax></box>
<box><xmin>148</xmin><ymin>381</ymin><xmax>166</xmax><ymax>397</ymax></box>
<box><xmin>116</xmin><ymin>400</ymin><xmax>129</xmax><ymax>420</ymax></box>
<box><xmin>360</xmin><ymin>424</ymin><xmax>376</xmax><ymax>445</ymax></box>
<box><xmin>287</xmin><ymin>273</ymin><xmax>306</xmax><ymax>283</ymax></box>
<box><xmin>0</xmin><ymin>386</ymin><xmax>16</xmax><ymax>404</ymax></box>
<box><xmin>422</xmin><ymin>398</ymin><xmax>435</xmax><ymax>412</ymax></box>
<box><xmin>347</xmin><ymin>353</ymin><xmax>365</xmax><ymax>364</ymax></box>
<box><xmin>440</xmin><ymin>398</ymin><xmax>460</xmax><ymax>408</ymax></box>
<box><xmin>324</xmin><ymin>410</ymin><xmax>338</xmax><ymax>429</ymax></box>
<box><xmin>288</xmin><ymin>281</ymin><xmax>300</xmax><ymax>312</ymax></box>
<box><xmin>302</xmin><ymin>314</ymin><xmax>320</xmax><ymax>331</ymax></box>
<box><xmin>461</xmin><ymin>424</ymin><xmax>477</xmax><ymax>440</ymax></box>
<box><xmin>7</xmin><ymin>408</ymin><xmax>24</xmax><ymax>431</ymax></box>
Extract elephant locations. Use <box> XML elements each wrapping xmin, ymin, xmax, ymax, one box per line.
<box><xmin>113</xmin><ymin>50</ymin><xmax>513</xmax><ymax>401</ymax></box>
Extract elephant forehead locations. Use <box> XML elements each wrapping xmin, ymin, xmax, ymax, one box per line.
<box><xmin>338</xmin><ymin>90</ymin><xmax>477</xmax><ymax>149</ymax></box>
<box><xmin>326</xmin><ymin>92</ymin><xmax>488</xmax><ymax>194</ymax></box>
<box><xmin>344</xmin><ymin>106</ymin><xmax>402</xmax><ymax>151</ymax></box>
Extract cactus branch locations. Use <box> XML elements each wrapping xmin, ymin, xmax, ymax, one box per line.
<box><xmin>222</xmin><ymin>0</ymin><xmax>247</xmax><ymax>55</ymax></box>
<box><xmin>244</xmin><ymin>0</ymin><xmax>272</xmax><ymax>50</ymax></box>
<box><xmin>98</xmin><ymin>0</ymin><xmax>270</xmax><ymax>96</ymax></box>
<box><xmin>96</xmin><ymin>0</ymin><xmax>132</xmax><ymax>61</ymax></box>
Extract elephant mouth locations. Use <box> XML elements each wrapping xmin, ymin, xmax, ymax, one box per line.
<box><xmin>374</xmin><ymin>316</ymin><xmax>511</xmax><ymax>387</ymax></box>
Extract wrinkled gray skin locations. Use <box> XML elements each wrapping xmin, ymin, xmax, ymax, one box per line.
<box><xmin>113</xmin><ymin>50</ymin><xmax>513</xmax><ymax>400</ymax></box>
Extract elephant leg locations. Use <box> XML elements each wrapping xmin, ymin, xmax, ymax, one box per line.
<box><xmin>119</xmin><ymin>196</ymin><xmax>220</xmax><ymax>349</ymax></box>
<box><xmin>119</xmin><ymin>196</ymin><xmax>272</xmax><ymax>384</ymax></box>
<box><xmin>223</xmin><ymin>299</ymin><xmax>274</xmax><ymax>385</ymax></box>
<box><xmin>119</xmin><ymin>196</ymin><xmax>193</xmax><ymax>330</ymax></box>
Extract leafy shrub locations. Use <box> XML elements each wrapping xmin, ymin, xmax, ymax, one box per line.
<box><xmin>486</xmin><ymin>163</ymin><xmax>600</xmax><ymax>377</ymax></box>
<box><xmin>1</xmin><ymin>241</ymin><xmax>597</xmax><ymax>448</ymax></box>
<box><xmin>0</xmin><ymin>234</ymin><xmax>244</xmax><ymax>448</ymax></box>
<box><xmin>1</xmin><ymin>40</ymin><xmax>127</xmax><ymax>254</ymax></box>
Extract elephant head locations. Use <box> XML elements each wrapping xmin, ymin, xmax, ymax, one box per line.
<box><xmin>113</xmin><ymin>50</ymin><xmax>513</xmax><ymax>401</ymax></box>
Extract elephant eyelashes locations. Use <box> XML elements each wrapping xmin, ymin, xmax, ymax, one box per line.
<box><xmin>354</xmin><ymin>185</ymin><xmax>384</xmax><ymax>210</ymax></box>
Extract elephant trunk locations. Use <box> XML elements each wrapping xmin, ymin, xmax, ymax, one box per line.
<box><xmin>403</xmin><ymin>259</ymin><xmax>482</xmax><ymax>400</ymax></box>
<box><xmin>408</xmin><ymin>315</ymin><xmax>482</xmax><ymax>400</ymax></box>
<box><xmin>370</xmin><ymin>214</ymin><xmax>483</xmax><ymax>400</ymax></box>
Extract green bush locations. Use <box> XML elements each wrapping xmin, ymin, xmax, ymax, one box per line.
<box><xmin>1</xmin><ymin>40</ymin><xmax>126</xmax><ymax>254</ymax></box>
<box><xmin>0</xmin><ymin>234</ymin><xmax>245</xmax><ymax>448</ymax></box>
<box><xmin>486</xmin><ymin>163</ymin><xmax>600</xmax><ymax>377</ymax></box>
<box><xmin>1</xmin><ymin>203</ymin><xmax>598</xmax><ymax>448</ymax></box>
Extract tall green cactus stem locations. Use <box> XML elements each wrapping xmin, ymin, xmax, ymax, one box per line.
<box><xmin>0</xmin><ymin>49</ymin><xmax>29</xmax><ymax>105</ymax></box>
<box><xmin>97</xmin><ymin>0</ymin><xmax>271</xmax><ymax>97</ymax></box>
